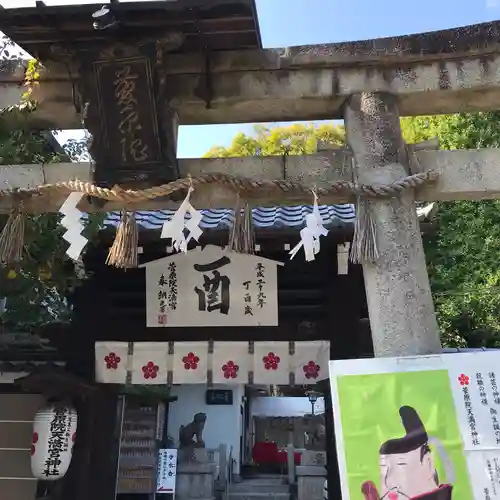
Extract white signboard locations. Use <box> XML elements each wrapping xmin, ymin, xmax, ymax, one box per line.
<box><xmin>143</xmin><ymin>245</ymin><xmax>280</xmax><ymax>327</ymax></box>
<box><xmin>157</xmin><ymin>448</ymin><xmax>177</xmax><ymax>495</ymax></box>
<box><xmin>329</xmin><ymin>351</ymin><xmax>500</xmax><ymax>500</ymax></box>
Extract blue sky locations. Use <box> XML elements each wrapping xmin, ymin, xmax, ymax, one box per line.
<box><xmin>45</xmin><ymin>0</ymin><xmax>500</xmax><ymax>157</ymax></box>
<box><xmin>184</xmin><ymin>0</ymin><xmax>500</xmax><ymax>157</ymax></box>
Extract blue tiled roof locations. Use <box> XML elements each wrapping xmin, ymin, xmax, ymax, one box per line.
<box><xmin>103</xmin><ymin>204</ymin><xmax>356</xmax><ymax>231</ymax></box>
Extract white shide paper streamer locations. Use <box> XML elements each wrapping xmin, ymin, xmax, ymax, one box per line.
<box><xmin>160</xmin><ymin>186</ymin><xmax>203</xmax><ymax>252</ymax></box>
<box><xmin>289</xmin><ymin>192</ymin><xmax>328</xmax><ymax>262</ymax></box>
<box><xmin>59</xmin><ymin>192</ymin><xmax>88</xmax><ymax>261</ymax></box>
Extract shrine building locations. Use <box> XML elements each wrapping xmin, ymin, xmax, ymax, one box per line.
<box><xmin>1</xmin><ymin>1</ymin><xmax>500</xmax><ymax>500</ymax></box>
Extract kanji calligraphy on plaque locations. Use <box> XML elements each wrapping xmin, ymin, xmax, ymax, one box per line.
<box><xmin>142</xmin><ymin>245</ymin><xmax>280</xmax><ymax>327</ymax></box>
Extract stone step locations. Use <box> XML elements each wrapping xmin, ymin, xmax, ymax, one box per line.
<box><xmin>251</xmin><ymin>474</ymin><xmax>283</xmax><ymax>479</ymax></box>
<box><xmin>229</xmin><ymin>483</ymin><xmax>289</xmax><ymax>494</ymax></box>
<box><xmin>229</xmin><ymin>476</ymin><xmax>288</xmax><ymax>486</ymax></box>
<box><xmin>176</xmin><ymin>498</ymin><xmax>215</xmax><ymax>500</ymax></box>
<box><xmin>235</xmin><ymin>477</ymin><xmax>286</xmax><ymax>486</ymax></box>
<box><xmin>228</xmin><ymin>493</ymin><xmax>290</xmax><ymax>500</ymax></box>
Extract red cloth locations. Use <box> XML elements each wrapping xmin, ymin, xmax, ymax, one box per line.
<box><xmin>276</xmin><ymin>450</ymin><xmax>301</xmax><ymax>465</ymax></box>
<box><xmin>252</xmin><ymin>441</ymin><xmax>279</xmax><ymax>464</ymax></box>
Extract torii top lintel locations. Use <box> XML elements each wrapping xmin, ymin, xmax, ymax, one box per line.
<box><xmin>1</xmin><ymin>18</ymin><xmax>500</xmax><ymax>127</ymax></box>
<box><xmin>0</xmin><ymin>0</ymin><xmax>263</xmax><ymax>55</ymax></box>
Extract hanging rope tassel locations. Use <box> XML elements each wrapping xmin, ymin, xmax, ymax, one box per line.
<box><xmin>106</xmin><ymin>210</ymin><xmax>138</xmax><ymax>269</ymax></box>
<box><xmin>0</xmin><ymin>211</ymin><xmax>25</xmax><ymax>265</ymax></box>
<box><xmin>242</xmin><ymin>202</ymin><xmax>255</xmax><ymax>254</ymax></box>
<box><xmin>350</xmin><ymin>197</ymin><xmax>379</xmax><ymax>264</ymax></box>
<box><xmin>228</xmin><ymin>195</ymin><xmax>242</xmax><ymax>253</ymax></box>
<box><xmin>228</xmin><ymin>196</ymin><xmax>255</xmax><ymax>254</ymax></box>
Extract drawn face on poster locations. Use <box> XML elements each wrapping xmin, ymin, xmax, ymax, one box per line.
<box><xmin>361</xmin><ymin>406</ymin><xmax>453</xmax><ymax>500</ymax></box>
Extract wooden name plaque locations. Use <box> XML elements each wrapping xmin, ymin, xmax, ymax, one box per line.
<box><xmin>81</xmin><ymin>47</ymin><xmax>178</xmax><ymax>188</ymax></box>
<box><xmin>95</xmin><ymin>57</ymin><xmax>162</xmax><ymax>166</ymax></box>
<box><xmin>205</xmin><ymin>389</ymin><xmax>234</xmax><ymax>405</ymax></box>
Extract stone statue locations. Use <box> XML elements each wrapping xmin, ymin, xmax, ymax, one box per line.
<box><xmin>306</xmin><ymin>417</ymin><xmax>326</xmax><ymax>450</ymax></box>
<box><xmin>179</xmin><ymin>412</ymin><xmax>207</xmax><ymax>449</ymax></box>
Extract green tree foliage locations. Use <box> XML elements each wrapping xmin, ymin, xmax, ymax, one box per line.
<box><xmin>0</xmin><ymin>123</ymin><xmax>98</xmax><ymax>329</ymax></box>
<box><xmin>0</xmin><ymin>55</ymin><xmax>96</xmax><ymax>330</ymax></box>
<box><xmin>203</xmin><ymin>123</ymin><xmax>345</xmax><ymax>157</ymax></box>
<box><xmin>0</xmin><ymin>129</ymin><xmax>73</xmax><ymax>328</ymax></box>
<box><xmin>402</xmin><ymin>113</ymin><xmax>500</xmax><ymax>348</ymax></box>
<box><xmin>205</xmin><ymin>114</ymin><xmax>500</xmax><ymax>348</ymax></box>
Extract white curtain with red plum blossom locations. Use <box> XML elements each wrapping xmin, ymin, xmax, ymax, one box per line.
<box><xmin>253</xmin><ymin>341</ymin><xmax>290</xmax><ymax>385</ymax></box>
<box><xmin>95</xmin><ymin>341</ymin><xmax>330</xmax><ymax>385</ymax></box>
<box><xmin>172</xmin><ymin>342</ymin><xmax>208</xmax><ymax>384</ymax></box>
<box><xmin>95</xmin><ymin>341</ymin><xmax>129</xmax><ymax>384</ymax></box>
<box><xmin>292</xmin><ymin>341</ymin><xmax>330</xmax><ymax>385</ymax></box>
<box><xmin>131</xmin><ymin>342</ymin><xmax>169</xmax><ymax>385</ymax></box>
<box><xmin>212</xmin><ymin>341</ymin><xmax>250</xmax><ymax>384</ymax></box>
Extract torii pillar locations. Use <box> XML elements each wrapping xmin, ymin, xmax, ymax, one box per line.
<box><xmin>344</xmin><ymin>92</ymin><xmax>442</xmax><ymax>357</ymax></box>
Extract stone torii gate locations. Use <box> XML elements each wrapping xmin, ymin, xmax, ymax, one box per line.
<box><xmin>2</xmin><ymin>20</ymin><xmax>500</xmax><ymax>360</ymax></box>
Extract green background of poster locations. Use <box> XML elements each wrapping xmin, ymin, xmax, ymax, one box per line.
<box><xmin>336</xmin><ymin>369</ymin><xmax>473</xmax><ymax>499</ymax></box>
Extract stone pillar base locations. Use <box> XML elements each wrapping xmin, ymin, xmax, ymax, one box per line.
<box><xmin>176</xmin><ymin>449</ymin><xmax>217</xmax><ymax>500</ymax></box>
<box><xmin>296</xmin><ymin>451</ymin><xmax>327</xmax><ymax>500</ymax></box>
<box><xmin>297</xmin><ymin>466</ymin><xmax>327</xmax><ymax>500</ymax></box>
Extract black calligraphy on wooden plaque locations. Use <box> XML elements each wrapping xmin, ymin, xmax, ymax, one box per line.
<box><xmin>83</xmin><ymin>50</ymin><xmax>178</xmax><ymax>188</ymax></box>
<box><xmin>95</xmin><ymin>57</ymin><xmax>161</xmax><ymax>166</ymax></box>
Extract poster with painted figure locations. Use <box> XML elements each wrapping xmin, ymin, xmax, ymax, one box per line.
<box><xmin>329</xmin><ymin>352</ymin><xmax>500</xmax><ymax>500</ymax></box>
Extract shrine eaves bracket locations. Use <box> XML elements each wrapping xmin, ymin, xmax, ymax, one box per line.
<box><xmin>0</xmin><ymin>0</ymin><xmax>262</xmax><ymax>188</ymax></box>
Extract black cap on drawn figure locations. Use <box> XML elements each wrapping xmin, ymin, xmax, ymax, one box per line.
<box><xmin>379</xmin><ymin>406</ymin><xmax>428</xmax><ymax>455</ymax></box>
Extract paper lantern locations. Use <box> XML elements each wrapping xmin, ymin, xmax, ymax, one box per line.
<box><xmin>31</xmin><ymin>405</ymin><xmax>78</xmax><ymax>481</ymax></box>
